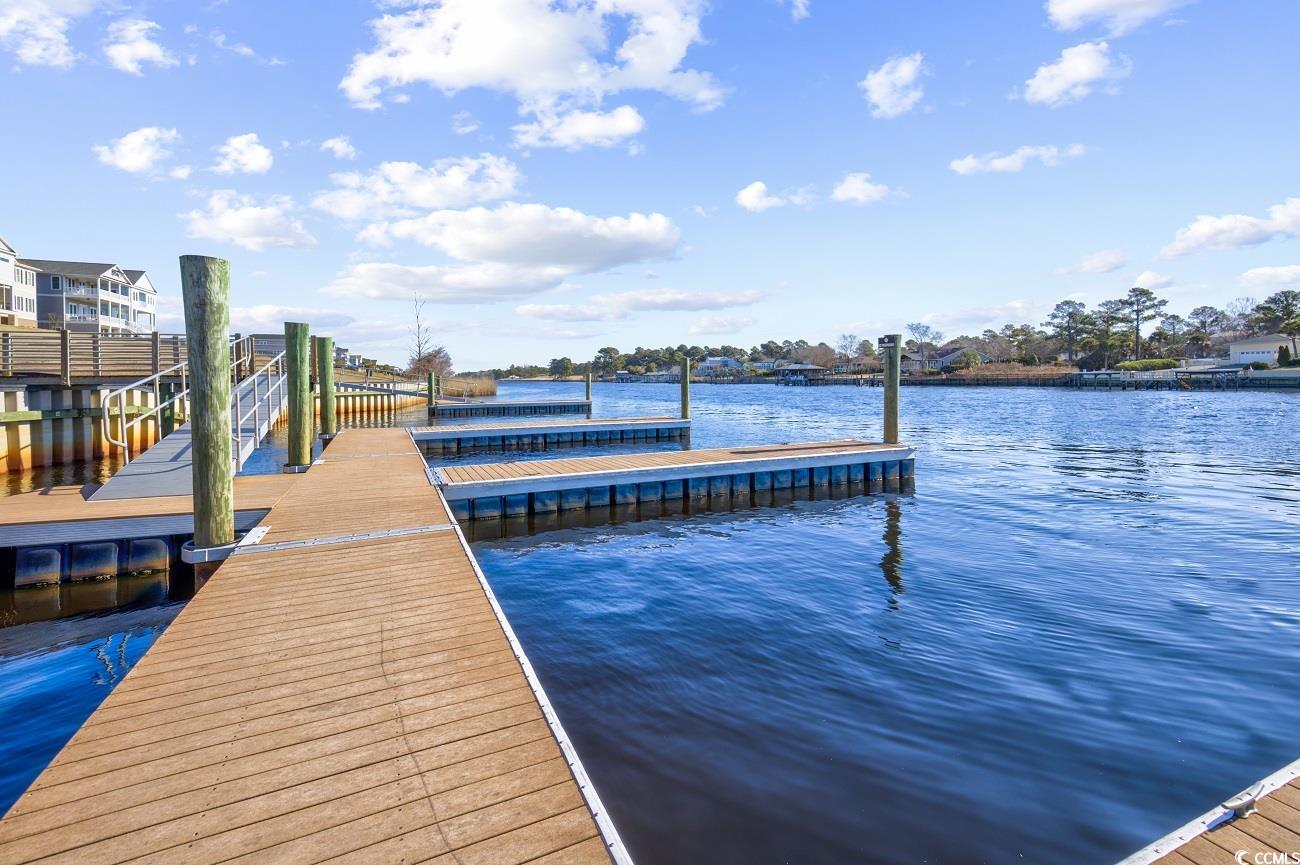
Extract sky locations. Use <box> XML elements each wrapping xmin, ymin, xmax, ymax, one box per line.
<box><xmin>1</xmin><ymin>0</ymin><xmax>1298</xmax><ymax>369</ymax></box>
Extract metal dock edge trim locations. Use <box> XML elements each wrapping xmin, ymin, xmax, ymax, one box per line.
<box><xmin>434</xmin><ymin>484</ymin><xmax>634</xmax><ymax>865</ymax></box>
<box><xmin>410</xmin><ymin>418</ymin><xmax>690</xmax><ymax>440</ymax></box>
<box><xmin>439</xmin><ymin>444</ymin><xmax>917</xmax><ymax>500</ymax></box>
<box><xmin>1116</xmin><ymin>756</ymin><xmax>1300</xmax><ymax>865</ymax></box>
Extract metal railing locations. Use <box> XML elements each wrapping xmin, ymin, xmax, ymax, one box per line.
<box><xmin>232</xmin><ymin>350</ymin><xmax>288</xmax><ymax>468</ymax></box>
<box><xmin>101</xmin><ymin>335</ymin><xmax>256</xmax><ymax>464</ymax></box>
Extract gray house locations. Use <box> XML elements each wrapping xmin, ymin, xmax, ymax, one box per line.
<box><xmin>24</xmin><ymin>260</ymin><xmax>157</xmax><ymax>334</ymax></box>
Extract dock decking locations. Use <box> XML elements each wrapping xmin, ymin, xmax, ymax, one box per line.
<box><xmin>433</xmin><ymin>399</ymin><xmax>592</xmax><ymax>420</ymax></box>
<box><xmin>412</xmin><ymin>416</ymin><xmax>689</xmax><ymax>451</ymax></box>
<box><xmin>434</xmin><ymin>439</ymin><xmax>916</xmax><ymax>520</ymax></box>
<box><xmin>0</xmin><ymin>427</ymin><xmax>628</xmax><ymax>865</ymax></box>
<box><xmin>1121</xmin><ymin>758</ymin><xmax>1300</xmax><ymax>865</ymax></box>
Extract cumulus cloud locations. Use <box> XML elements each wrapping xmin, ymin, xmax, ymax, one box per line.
<box><xmin>860</xmin><ymin>52</ymin><xmax>924</xmax><ymax>119</ymax></box>
<box><xmin>1161</xmin><ymin>198</ymin><xmax>1300</xmax><ymax>258</ymax></box>
<box><xmin>1056</xmin><ymin>249</ymin><xmax>1128</xmax><ymax>274</ymax></box>
<box><xmin>1046</xmin><ymin>0</ymin><xmax>1190</xmax><ymax>35</ymax></box>
<box><xmin>93</xmin><ymin>126</ymin><xmax>180</xmax><ymax>174</ymax></box>
<box><xmin>1025</xmin><ymin>41</ymin><xmax>1130</xmax><ymax>107</ymax></box>
<box><xmin>786</xmin><ymin>0</ymin><xmax>810</xmax><ymax>20</ymax></box>
<box><xmin>182</xmin><ymin>191</ymin><xmax>317</xmax><ymax>251</ymax></box>
<box><xmin>1132</xmin><ymin>269</ymin><xmax>1172</xmax><ymax>289</ymax></box>
<box><xmin>340</xmin><ymin>0</ymin><xmax>725</xmax><ymax>148</ymax></box>
<box><xmin>690</xmin><ymin>314</ymin><xmax>755</xmax><ymax>335</ymax></box>
<box><xmin>103</xmin><ymin>18</ymin><xmax>176</xmax><ymax>75</ymax></box>
<box><xmin>735</xmin><ymin>181</ymin><xmax>811</xmax><ymax>213</ymax></box>
<box><xmin>212</xmin><ymin>132</ymin><xmax>274</xmax><ymax>175</ymax></box>
<box><xmin>362</xmin><ymin>202</ymin><xmax>681</xmax><ymax>274</ymax></box>
<box><xmin>0</xmin><ymin>0</ymin><xmax>96</xmax><ymax>67</ymax></box>
<box><xmin>320</xmin><ymin>136</ymin><xmax>357</xmax><ymax>160</ymax></box>
<box><xmin>230</xmin><ymin>305</ymin><xmax>356</xmax><ymax>332</ymax></box>
<box><xmin>513</xmin><ymin>105</ymin><xmax>645</xmax><ymax>150</ymax></box>
<box><xmin>451</xmin><ymin>112</ymin><xmax>479</xmax><ymax>135</ymax></box>
<box><xmin>1240</xmin><ymin>265</ymin><xmax>1300</xmax><ymax>288</ymax></box>
<box><xmin>322</xmin><ymin>262</ymin><xmax>565</xmax><ymax>302</ymax></box>
<box><xmin>830</xmin><ymin>172</ymin><xmax>890</xmax><ymax>204</ymax></box>
<box><xmin>950</xmin><ymin>143</ymin><xmax>1087</xmax><ymax>175</ymax></box>
<box><xmin>517</xmin><ymin>287</ymin><xmax>762</xmax><ymax>322</ymax></box>
<box><xmin>314</xmin><ymin>154</ymin><xmax>521</xmax><ymax>221</ymax></box>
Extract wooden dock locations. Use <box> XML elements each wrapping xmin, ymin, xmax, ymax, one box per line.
<box><xmin>0</xmin><ymin>427</ymin><xmax>629</xmax><ymax>865</ymax></box>
<box><xmin>432</xmin><ymin>399</ymin><xmax>592</xmax><ymax>420</ymax></box>
<box><xmin>1120</xmin><ymin>758</ymin><xmax>1300</xmax><ymax>864</ymax></box>
<box><xmin>412</xmin><ymin>417</ymin><xmax>689</xmax><ymax>452</ymax></box>
<box><xmin>434</xmin><ymin>439</ymin><xmax>916</xmax><ymax>520</ymax></box>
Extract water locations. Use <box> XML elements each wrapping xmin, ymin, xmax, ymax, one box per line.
<box><xmin>465</xmin><ymin>381</ymin><xmax>1300</xmax><ymax>865</ymax></box>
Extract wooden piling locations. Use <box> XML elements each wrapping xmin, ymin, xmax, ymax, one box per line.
<box><xmin>179</xmin><ymin>255</ymin><xmax>234</xmax><ymax>549</ymax></box>
<box><xmin>426</xmin><ymin>372</ymin><xmax>435</xmax><ymax>409</ymax></box>
<box><xmin>585</xmin><ymin>372</ymin><xmax>592</xmax><ymax>401</ymax></box>
<box><xmin>681</xmin><ymin>358</ymin><xmax>691</xmax><ymax>419</ymax></box>
<box><xmin>284</xmin><ymin>322</ymin><xmax>312</xmax><ymax>469</ymax></box>
<box><xmin>315</xmin><ymin>335</ymin><xmax>336</xmax><ymax>438</ymax></box>
<box><xmin>881</xmin><ymin>334</ymin><xmax>900</xmax><ymax>445</ymax></box>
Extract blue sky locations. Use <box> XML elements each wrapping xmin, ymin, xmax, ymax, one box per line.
<box><xmin>2</xmin><ymin>0</ymin><xmax>1298</xmax><ymax>368</ymax></box>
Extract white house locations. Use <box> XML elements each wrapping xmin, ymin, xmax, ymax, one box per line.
<box><xmin>0</xmin><ymin>235</ymin><xmax>40</xmax><ymax>328</ymax></box>
<box><xmin>697</xmin><ymin>356</ymin><xmax>745</xmax><ymax>375</ymax></box>
<box><xmin>24</xmin><ymin>260</ymin><xmax>157</xmax><ymax>334</ymax></box>
<box><xmin>1229</xmin><ymin>334</ymin><xmax>1290</xmax><ymax>366</ymax></box>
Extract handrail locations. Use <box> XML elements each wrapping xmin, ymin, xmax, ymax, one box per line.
<box><xmin>102</xmin><ymin>334</ymin><xmax>255</xmax><ymax>463</ymax></box>
<box><xmin>232</xmin><ymin>350</ymin><xmax>287</xmax><ymax>464</ymax></box>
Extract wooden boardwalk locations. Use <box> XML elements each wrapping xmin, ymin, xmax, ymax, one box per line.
<box><xmin>0</xmin><ymin>427</ymin><xmax>627</xmax><ymax>865</ymax></box>
<box><xmin>1122</xmin><ymin>759</ymin><xmax>1300</xmax><ymax>865</ymax></box>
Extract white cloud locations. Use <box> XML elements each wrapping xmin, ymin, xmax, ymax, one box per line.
<box><xmin>1240</xmin><ymin>265</ymin><xmax>1300</xmax><ymax>288</ymax></box>
<box><xmin>1161</xmin><ymin>198</ymin><xmax>1300</xmax><ymax>258</ymax></box>
<box><xmin>340</xmin><ymin>0</ymin><xmax>725</xmax><ymax>149</ymax></box>
<box><xmin>182</xmin><ymin>190</ymin><xmax>317</xmax><ymax>251</ymax></box>
<box><xmin>735</xmin><ymin>181</ymin><xmax>811</xmax><ymax>213</ymax></box>
<box><xmin>314</xmin><ymin>154</ymin><xmax>521</xmax><ymax>221</ymax></box>
<box><xmin>212</xmin><ymin>132</ymin><xmax>274</xmax><ymax>175</ymax></box>
<box><xmin>323</xmin><ymin>261</ymin><xmax>564</xmax><ymax>302</ymax></box>
<box><xmin>0</xmin><ymin>0</ymin><xmax>96</xmax><ymax>67</ymax></box>
<box><xmin>917</xmin><ymin>300</ymin><xmax>1053</xmax><ymax>334</ymax></box>
<box><xmin>518</xmin><ymin>287</ymin><xmax>762</xmax><ymax>322</ymax></box>
<box><xmin>1057</xmin><ymin>249</ymin><xmax>1128</xmax><ymax>274</ymax></box>
<box><xmin>830</xmin><ymin>172</ymin><xmax>890</xmax><ymax>204</ymax></box>
<box><xmin>168</xmin><ymin>165</ymin><xmax>193</xmax><ymax>180</ymax></box>
<box><xmin>949</xmin><ymin>143</ymin><xmax>1087</xmax><ymax>175</ymax></box>
<box><xmin>786</xmin><ymin>0</ymin><xmax>810</xmax><ymax>20</ymax></box>
<box><xmin>363</xmin><ymin>202</ymin><xmax>681</xmax><ymax>273</ymax></box>
<box><xmin>320</xmin><ymin>136</ymin><xmax>357</xmax><ymax>160</ymax></box>
<box><xmin>1132</xmin><ymin>269</ymin><xmax>1172</xmax><ymax>289</ymax></box>
<box><xmin>230</xmin><ymin>304</ymin><xmax>356</xmax><ymax>332</ymax></box>
<box><xmin>690</xmin><ymin>314</ymin><xmax>755</xmax><ymax>335</ymax></box>
<box><xmin>1046</xmin><ymin>0</ymin><xmax>1190</xmax><ymax>35</ymax></box>
<box><xmin>103</xmin><ymin>18</ymin><xmax>176</xmax><ymax>75</ymax></box>
<box><xmin>860</xmin><ymin>52</ymin><xmax>924</xmax><ymax>119</ymax></box>
<box><xmin>92</xmin><ymin>126</ymin><xmax>180</xmax><ymax>174</ymax></box>
<box><xmin>451</xmin><ymin>112</ymin><xmax>479</xmax><ymax>135</ymax></box>
<box><xmin>1024</xmin><ymin>41</ymin><xmax>1131</xmax><ymax>107</ymax></box>
<box><xmin>513</xmin><ymin>105</ymin><xmax>645</xmax><ymax>150</ymax></box>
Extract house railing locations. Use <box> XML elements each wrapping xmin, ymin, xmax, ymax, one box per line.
<box><xmin>0</xmin><ymin>330</ymin><xmax>190</xmax><ymax>382</ymax></box>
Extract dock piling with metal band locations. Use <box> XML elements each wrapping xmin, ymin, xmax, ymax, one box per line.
<box><xmin>283</xmin><ymin>321</ymin><xmax>311</xmax><ymax>470</ymax></box>
<box><xmin>178</xmin><ymin>254</ymin><xmax>234</xmax><ymax>552</ymax></box>
<box><xmin>881</xmin><ymin>333</ymin><xmax>901</xmax><ymax>445</ymax></box>
<box><xmin>681</xmin><ymin>357</ymin><xmax>691</xmax><ymax>419</ymax></box>
<box><xmin>315</xmin><ymin>335</ymin><xmax>336</xmax><ymax>439</ymax></box>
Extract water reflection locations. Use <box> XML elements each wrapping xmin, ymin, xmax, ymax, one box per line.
<box><xmin>880</xmin><ymin>498</ymin><xmax>904</xmax><ymax>604</ymax></box>
<box><xmin>0</xmin><ymin>568</ymin><xmax>198</xmax><ymax>629</ymax></box>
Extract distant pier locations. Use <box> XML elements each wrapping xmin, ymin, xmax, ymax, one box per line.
<box><xmin>413</xmin><ymin>416</ymin><xmax>690</xmax><ymax>453</ymax></box>
<box><xmin>432</xmin><ymin>398</ymin><xmax>593</xmax><ymax>419</ymax></box>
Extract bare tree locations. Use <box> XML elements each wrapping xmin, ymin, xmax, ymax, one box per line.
<box><xmin>835</xmin><ymin>333</ymin><xmax>860</xmax><ymax>360</ymax></box>
<box><xmin>409</xmin><ymin>294</ymin><xmax>433</xmax><ymax>368</ymax></box>
<box><xmin>906</xmin><ymin>322</ymin><xmax>942</xmax><ymax>368</ymax></box>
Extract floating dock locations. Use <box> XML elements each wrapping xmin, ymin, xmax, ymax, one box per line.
<box><xmin>1119</xmin><ymin>757</ymin><xmax>1300</xmax><ymax>864</ymax></box>
<box><xmin>433</xmin><ymin>399</ymin><xmax>592</xmax><ymax>419</ymax></box>
<box><xmin>0</xmin><ymin>427</ymin><xmax>630</xmax><ymax>865</ymax></box>
<box><xmin>433</xmin><ymin>440</ymin><xmax>916</xmax><ymax>521</ymax></box>
<box><xmin>412</xmin><ymin>416</ymin><xmax>690</xmax><ymax>452</ymax></box>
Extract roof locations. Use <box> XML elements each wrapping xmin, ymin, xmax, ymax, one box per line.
<box><xmin>0</xmin><ymin>235</ymin><xmax>16</xmax><ymax>256</ymax></box>
<box><xmin>17</xmin><ymin>260</ymin><xmax>123</xmax><ymax>279</ymax></box>
<box><xmin>1230</xmin><ymin>333</ymin><xmax>1289</xmax><ymax>346</ymax></box>
<box><xmin>776</xmin><ymin>362</ymin><xmax>826</xmax><ymax>371</ymax></box>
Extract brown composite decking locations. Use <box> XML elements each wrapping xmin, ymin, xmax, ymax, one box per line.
<box><xmin>438</xmin><ymin>439</ymin><xmax>899</xmax><ymax>484</ymax></box>
<box><xmin>0</xmin><ymin>427</ymin><xmax>621</xmax><ymax>865</ymax></box>
<box><xmin>1124</xmin><ymin>761</ymin><xmax>1300</xmax><ymax>865</ymax></box>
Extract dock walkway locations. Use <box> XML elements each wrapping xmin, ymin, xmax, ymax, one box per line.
<box><xmin>412</xmin><ymin>416</ymin><xmax>689</xmax><ymax>452</ymax></box>
<box><xmin>0</xmin><ymin>427</ymin><xmax>627</xmax><ymax>865</ymax></box>
<box><xmin>432</xmin><ymin>399</ymin><xmax>592</xmax><ymax>420</ymax></box>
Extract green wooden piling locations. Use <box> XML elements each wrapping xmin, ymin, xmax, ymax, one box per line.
<box><xmin>315</xmin><ymin>335</ymin><xmax>336</xmax><ymax>438</ymax></box>
<box><xmin>881</xmin><ymin>333</ymin><xmax>901</xmax><ymax>444</ymax></box>
<box><xmin>680</xmin><ymin>358</ymin><xmax>691</xmax><ymax>419</ymax></box>
<box><xmin>285</xmin><ymin>322</ymin><xmax>312</xmax><ymax>468</ymax></box>
<box><xmin>585</xmin><ymin>372</ymin><xmax>592</xmax><ymax>401</ymax></box>
<box><xmin>426</xmin><ymin>372</ymin><xmax>435</xmax><ymax>409</ymax></box>
<box><xmin>179</xmin><ymin>255</ymin><xmax>233</xmax><ymax>549</ymax></box>
<box><xmin>159</xmin><ymin>381</ymin><xmax>175</xmax><ymax>436</ymax></box>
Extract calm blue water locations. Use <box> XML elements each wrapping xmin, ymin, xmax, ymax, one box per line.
<box><xmin>464</xmin><ymin>381</ymin><xmax>1300</xmax><ymax>865</ymax></box>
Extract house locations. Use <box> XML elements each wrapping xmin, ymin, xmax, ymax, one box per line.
<box><xmin>935</xmin><ymin>347</ymin><xmax>990</xmax><ymax>368</ymax></box>
<box><xmin>697</xmin><ymin>356</ymin><xmax>745</xmax><ymax>376</ymax></box>
<box><xmin>748</xmin><ymin>360</ymin><xmax>777</xmax><ymax>373</ymax></box>
<box><xmin>1229</xmin><ymin>334</ymin><xmax>1291</xmax><ymax>366</ymax></box>
<box><xmin>774</xmin><ymin>362</ymin><xmax>826</xmax><ymax>381</ymax></box>
<box><xmin>901</xmin><ymin>352</ymin><xmax>939</xmax><ymax>373</ymax></box>
<box><xmin>334</xmin><ymin>345</ymin><xmax>349</xmax><ymax>365</ymax></box>
<box><xmin>24</xmin><ymin>259</ymin><xmax>157</xmax><ymax>334</ymax></box>
<box><xmin>0</xmin><ymin>235</ymin><xmax>39</xmax><ymax>328</ymax></box>
<box><xmin>347</xmin><ymin>353</ymin><xmax>363</xmax><ymax>369</ymax></box>
<box><xmin>832</xmin><ymin>357</ymin><xmax>879</xmax><ymax>374</ymax></box>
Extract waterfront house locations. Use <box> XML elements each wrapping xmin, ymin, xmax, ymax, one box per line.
<box><xmin>698</xmin><ymin>356</ymin><xmax>746</xmax><ymax>376</ymax></box>
<box><xmin>936</xmin><ymin>348</ymin><xmax>990</xmax><ymax>368</ymax></box>
<box><xmin>25</xmin><ymin>260</ymin><xmax>157</xmax><ymax>334</ymax></box>
<box><xmin>334</xmin><ymin>345</ymin><xmax>349</xmax><ymax>365</ymax></box>
<box><xmin>901</xmin><ymin>352</ymin><xmax>939</xmax><ymax>372</ymax></box>
<box><xmin>0</xmin><ymin>236</ymin><xmax>39</xmax><ymax>328</ymax></box>
<box><xmin>1229</xmin><ymin>334</ymin><xmax>1291</xmax><ymax>366</ymax></box>
<box><xmin>347</xmin><ymin>353</ymin><xmax>363</xmax><ymax>369</ymax></box>
<box><xmin>748</xmin><ymin>360</ymin><xmax>777</xmax><ymax>373</ymax></box>
<box><xmin>774</xmin><ymin>362</ymin><xmax>827</xmax><ymax>382</ymax></box>
<box><xmin>832</xmin><ymin>357</ymin><xmax>880</xmax><ymax>374</ymax></box>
